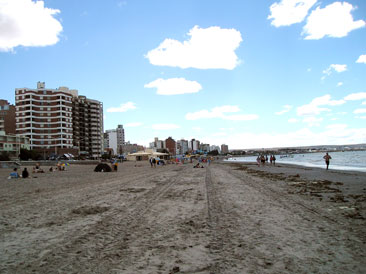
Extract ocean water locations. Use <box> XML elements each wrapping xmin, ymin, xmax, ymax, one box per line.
<box><xmin>226</xmin><ymin>150</ymin><xmax>366</xmax><ymax>172</ymax></box>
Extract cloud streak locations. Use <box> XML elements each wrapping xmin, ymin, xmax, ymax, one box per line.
<box><xmin>186</xmin><ymin>105</ymin><xmax>258</xmax><ymax>121</ymax></box>
<box><xmin>144</xmin><ymin>78</ymin><xmax>202</xmax><ymax>95</ymax></box>
<box><xmin>107</xmin><ymin>102</ymin><xmax>136</xmax><ymax>113</ymax></box>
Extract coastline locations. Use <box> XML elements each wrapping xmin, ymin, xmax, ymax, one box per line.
<box><xmin>0</xmin><ymin>161</ymin><xmax>365</xmax><ymax>273</ymax></box>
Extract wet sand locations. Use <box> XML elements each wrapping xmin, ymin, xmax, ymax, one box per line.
<box><xmin>0</xmin><ymin>161</ymin><xmax>365</xmax><ymax>273</ymax></box>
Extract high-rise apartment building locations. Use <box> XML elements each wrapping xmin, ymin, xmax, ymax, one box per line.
<box><xmin>189</xmin><ymin>139</ymin><xmax>200</xmax><ymax>152</ymax></box>
<box><xmin>0</xmin><ymin>100</ymin><xmax>16</xmax><ymax>134</ymax></box>
<box><xmin>72</xmin><ymin>95</ymin><xmax>103</xmax><ymax>158</ymax></box>
<box><xmin>15</xmin><ymin>82</ymin><xmax>103</xmax><ymax>158</ymax></box>
<box><xmin>176</xmin><ymin>139</ymin><xmax>189</xmax><ymax>155</ymax></box>
<box><xmin>15</xmin><ymin>82</ymin><xmax>74</xmax><ymax>155</ymax></box>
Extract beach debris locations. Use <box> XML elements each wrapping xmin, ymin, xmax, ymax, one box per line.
<box><xmin>71</xmin><ymin>206</ymin><xmax>109</xmax><ymax>216</ymax></box>
<box><xmin>94</xmin><ymin>163</ymin><xmax>112</xmax><ymax>172</ymax></box>
<box><xmin>330</xmin><ymin>194</ymin><xmax>348</xmax><ymax>203</ymax></box>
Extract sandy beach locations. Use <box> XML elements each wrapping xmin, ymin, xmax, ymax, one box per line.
<box><xmin>0</xmin><ymin>160</ymin><xmax>365</xmax><ymax>273</ymax></box>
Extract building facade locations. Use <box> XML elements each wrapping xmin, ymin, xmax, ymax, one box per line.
<box><xmin>176</xmin><ymin>139</ymin><xmax>189</xmax><ymax>155</ymax></box>
<box><xmin>0</xmin><ymin>100</ymin><xmax>16</xmax><ymax>134</ymax></box>
<box><xmin>15</xmin><ymin>82</ymin><xmax>103</xmax><ymax>158</ymax></box>
<box><xmin>221</xmin><ymin>144</ymin><xmax>229</xmax><ymax>154</ymax></box>
<box><xmin>189</xmin><ymin>139</ymin><xmax>200</xmax><ymax>152</ymax></box>
<box><xmin>15</xmin><ymin>82</ymin><xmax>74</xmax><ymax>155</ymax></box>
<box><xmin>165</xmin><ymin>137</ymin><xmax>176</xmax><ymax>156</ymax></box>
<box><xmin>0</xmin><ymin>130</ymin><xmax>30</xmax><ymax>158</ymax></box>
<box><xmin>104</xmin><ymin>125</ymin><xmax>125</xmax><ymax>155</ymax></box>
<box><xmin>72</xmin><ymin>95</ymin><xmax>103</xmax><ymax>158</ymax></box>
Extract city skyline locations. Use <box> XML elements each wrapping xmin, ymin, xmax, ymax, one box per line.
<box><xmin>1</xmin><ymin>0</ymin><xmax>366</xmax><ymax>149</ymax></box>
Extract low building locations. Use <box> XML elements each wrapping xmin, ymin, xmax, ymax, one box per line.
<box><xmin>0</xmin><ymin>130</ymin><xmax>30</xmax><ymax>158</ymax></box>
<box><xmin>0</xmin><ymin>100</ymin><xmax>16</xmax><ymax>134</ymax></box>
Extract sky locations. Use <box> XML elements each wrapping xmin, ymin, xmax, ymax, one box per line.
<box><xmin>0</xmin><ymin>0</ymin><xmax>366</xmax><ymax>149</ymax></box>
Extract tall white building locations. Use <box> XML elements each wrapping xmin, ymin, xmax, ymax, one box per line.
<box><xmin>176</xmin><ymin>139</ymin><xmax>188</xmax><ymax>155</ymax></box>
<box><xmin>104</xmin><ymin>124</ymin><xmax>125</xmax><ymax>155</ymax></box>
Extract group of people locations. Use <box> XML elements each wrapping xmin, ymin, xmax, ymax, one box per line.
<box><xmin>256</xmin><ymin>155</ymin><xmax>276</xmax><ymax>166</ymax></box>
<box><xmin>9</xmin><ymin>167</ymin><xmax>29</xmax><ymax>179</ymax></box>
<box><xmin>9</xmin><ymin>162</ymin><xmax>70</xmax><ymax>179</ymax></box>
<box><xmin>149</xmin><ymin>157</ymin><xmax>165</xmax><ymax>167</ymax></box>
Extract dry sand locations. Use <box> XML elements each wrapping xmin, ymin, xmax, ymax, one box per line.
<box><xmin>0</xmin><ymin>160</ymin><xmax>365</xmax><ymax>273</ymax></box>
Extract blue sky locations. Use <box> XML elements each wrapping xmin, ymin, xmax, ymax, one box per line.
<box><xmin>1</xmin><ymin>0</ymin><xmax>365</xmax><ymax>149</ymax></box>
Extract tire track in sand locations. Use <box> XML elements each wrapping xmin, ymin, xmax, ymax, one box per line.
<box><xmin>11</xmin><ymin>167</ymin><xmax>184</xmax><ymax>273</ymax></box>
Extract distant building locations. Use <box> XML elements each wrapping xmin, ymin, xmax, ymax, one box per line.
<box><xmin>189</xmin><ymin>139</ymin><xmax>200</xmax><ymax>152</ymax></box>
<box><xmin>176</xmin><ymin>139</ymin><xmax>189</xmax><ymax>155</ymax></box>
<box><xmin>200</xmin><ymin>143</ymin><xmax>210</xmax><ymax>153</ymax></box>
<box><xmin>0</xmin><ymin>100</ymin><xmax>16</xmax><ymax>135</ymax></box>
<box><xmin>221</xmin><ymin>144</ymin><xmax>229</xmax><ymax>154</ymax></box>
<box><xmin>121</xmin><ymin>141</ymin><xmax>144</xmax><ymax>154</ymax></box>
<box><xmin>210</xmin><ymin>145</ymin><xmax>220</xmax><ymax>153</ymax></box>
<box><xmin>165</xmin><ymin>137</ymin><xmax>176</xmax><ymax>156</ymax></box>
<box><xmin>149</xmin><ymin>137</ymin><xmax>165</xmax><ymax>151</ymax></box>
<box><xmin>104</xmin><ymin>125</ymin><xmax>125</xmax><ymax>155</ymax></box>
<box><xmin>0</xmin><ymin>130</ymin><xmax>30</xmax><ymax>158</ymax></box>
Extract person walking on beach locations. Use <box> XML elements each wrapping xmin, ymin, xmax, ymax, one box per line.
<box><xmin>323</xmin><ymin>152</ymin><xmax>332</xmax><ymax>170</ymax></box>
<box><xmin>256</xmin><ymin>156</ymin><xmax>260</xmax><ymax>167</ymax></box>
<box><xmin>149</xmin><ymin>157</ymin><xmax>153</xmax><ymax>168</ymax></box>
<box><xmin>272</xmin><ymin>155</ymin><xmax>276</xmax><ymax>166</ymax></box>
<box><xmin>260</xmin><ymin>155</ymin><xmax>266</xmax><ymax>166</ymax></box>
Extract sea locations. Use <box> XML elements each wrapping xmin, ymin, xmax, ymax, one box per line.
<box><xmin>226</xmin><ymin>150</ymin><xmax>366</xmax><ymax>172</ymax></box>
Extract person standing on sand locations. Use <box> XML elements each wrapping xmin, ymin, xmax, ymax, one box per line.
<box><xmin>22</xmin><ymin>168</ymin><xmax>29</xmax><ymax>178</ymax></box>
<box><xmin>256</xmin><ymin>156</ymin><xmax>260</xmax><ymax>167</ymax></box>
<box><xmin>272</xmin><ymin>155</ymin><xmax>276</xmax><ymax>166</ymax></box>
<box><xmin>323</xmin><ymin>152</ymin><xmax>332</xmax><ymax>170</ymax></box>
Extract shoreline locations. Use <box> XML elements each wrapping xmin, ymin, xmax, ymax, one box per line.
<box><xmin>225</xmin><ymin>159</ymin><xmax>366</xmax><ymax>173</ymax></box>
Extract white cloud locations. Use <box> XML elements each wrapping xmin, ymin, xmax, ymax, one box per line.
<box><xmin>337</xmin><ymin>82</ymin><xmax>343</xmax><ymax>87</ymax></box>
<box><xmin>302</xmin><ymin>116</ymin><xmax>323</xmax><ymax>126</ymax></box>
<box><xmin>0</xmin><ymin>0</ymin><xmax>63</xmax><ymax>52</ymax></box>
<box><xmin>362</xmin><ymin>101</ymin><xmax>366</xmax><ymax>105</ymax></box>
<box><xmin>145</xmin><ymin>25</ymin><xmax>242</xmax><ymax>70</ymax></box>
<box><xmin>275</xmin><ymin>104</ymin><xmax>293</xmax><ymax>115</ymax></box>
<box><xmin>344</xmin><ymin>92</ymin><xmax>366</xmax><ymax>101</ymax></box>
<box><xmin>288</xmin><ymin>118</ymin><xmax>298</xmax><ymax>123</ymax></box>
<box><xmin>186</xmin><ymin>105</ymin><xmax>258</xmax><ymax>121</ymax></box>
<box><xmin>107</xmin><ymin>102</ymin><xmax>136</xmax><ymax>113</ymax></box>
<box><xmin>326</xmin><ymin>124</ymin><xmax>348</xmax><ymax>130</ymax></box>
<box><xmin>323</xmin><ymin>64</ymin><xmax>347</xmax><ymax>77</ymax></box>
<box><xmin>303</xmin><ymin>2</ymin><xmax>366</xmax><ymax>40</ymax></box>
<box><xmin>144</xmin><ymin>78</ymin><xmax>202</xmax><ymax>95</ymax></box>
<box><xmin>151</xmin><ymin>124</ymin><xmax>180</xmax><ymax>130</ymax></box>
<box><xmin>356</xmin><ymin>54</ymin><xmax>366</xmax><ymax>64</ymax></box>
<box><xmin>356</xmin><ymin>116</ymin><xmax>366</xmax><ymax>119</ymax></box>
<box><xmin>125</xmin><ymin>122</ymin><xmax>143</xmax><ymax>127</ymax></box>
<box><xmin>297</xmin><ymin>94</ymin><xmax>345</xmax><ymax>116</ymax></box>
<box><xmin>268</xmin><ymin>0</ymin><xmax>317</xmax><ymax>27</ymax></box>
<box><xmin>353</xmin><ymin>108</ymin><xmax>366</xmax><ymax>114</ymax></box>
